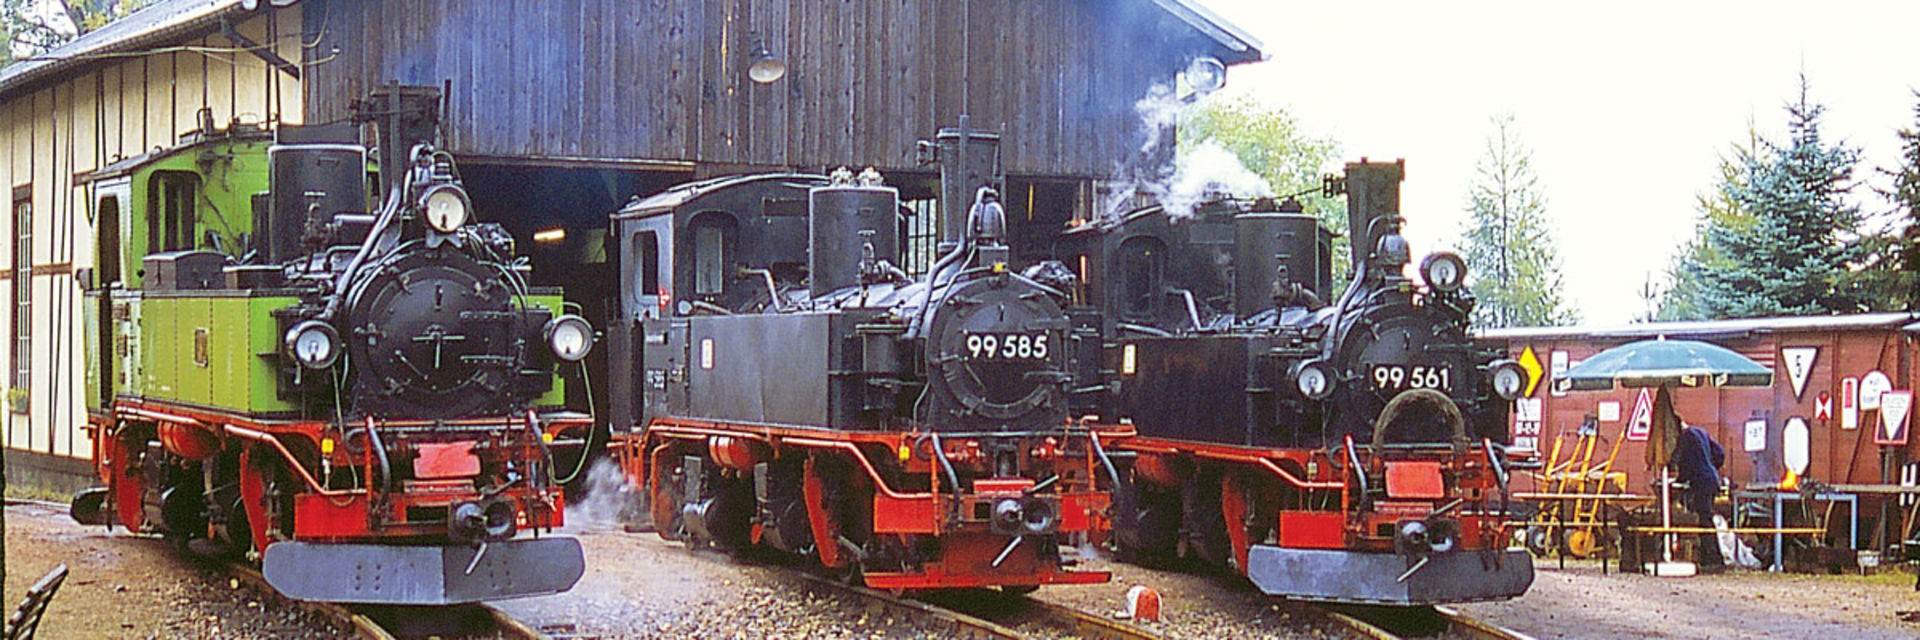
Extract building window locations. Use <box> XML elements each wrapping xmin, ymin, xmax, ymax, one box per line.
<box><xmin>12</xmin><ymin>186</ymin><xmax>30</xmax><ymax>397</ymax></box>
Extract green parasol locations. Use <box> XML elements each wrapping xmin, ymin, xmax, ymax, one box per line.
<box><xmin>1555</xmin><ymin>337</ymin><xmax>1773</xmax><ymax>472</ymax></box>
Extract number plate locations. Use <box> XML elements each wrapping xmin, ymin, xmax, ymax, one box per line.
<box><xmin>1371</xmin><ymin>364</ymin><xmax>1453</xmax><ymax>392</ymax></box>
<box><xmin>964</xmin><ymin>332</ymin><xmax>1050</xmax><ymax>360</ymax></box>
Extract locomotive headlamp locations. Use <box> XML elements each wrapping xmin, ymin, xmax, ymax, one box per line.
<box><xmin>1489</xmin><ymin>359</ymin><xmax>1528</xmax><ymax>400</ymax></box>
<box><xmin>284</xmin><ymin>320</ymin><xmax>341</xmax><ymax>370</ymax></box>
<box><xmin>1020</xmin><ymin>497</ymin><xmax>1058</xmax><ymax>535</ymax></box>
<box><xmin>420</xmin><ymin>184</ymin><xmax>471</xmax><ymax>233</ymax></box>
<box><xmin>1292</xmin><ymin>358</ymin><xmax>1336</xmax><ymax>400</ymax></box>
<box><xmin>1419</xmin><ymin>251</ymin><xmax>1468</xmax><ymax>293</ymax></box>
<box><xmin>544</xmin><ymin>314</ymin><xmax>595</xmax><ymax>362</ymax></box>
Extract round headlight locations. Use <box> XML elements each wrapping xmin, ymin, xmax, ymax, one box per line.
<box><xmin>544</xmin><ymin>314</ymin><xmax>595</xmax><ymax>362</ymax></box>
<box><xmin>1292</xmin><ymin>358</ymin><xmax>1336</xmax><ymax>400</ymax></box>
<box><xmin>1420</xmin><ymin>251</ymin><xmax>1468</xmax><ymax>293</ymax></box>
<box><xmin>421</xmin><ymin>184</ymin><xmax>471</xmax><ymax>233</ymax></box>
<box><xmin>284</xmin><ymin>320</ymin><xmax>340</xmax><ymax>370</ymax></box>
<box><xmin>1489</xmin><ymin>359</ymin><xmax>1527</xmax><ymax>400</ymax></box>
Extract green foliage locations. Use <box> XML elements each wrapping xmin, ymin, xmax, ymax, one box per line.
<box><xmin>1179</xmin><ymin>91</ymin><xmax>1347</xmax><ymax>284</ymax></box>
<box><xmin>3</xmin><ymin>0</ymin><xmax>150</xmax><ymax>67</ymax></box>
<box><xmin>1660</xmin><ymin>147</ymin><xmax>1756</xmax><ymax>321</ymax></box>
<box><xmin>1458</xmin><ymin>114</ymin><xmax>1578</xmax><ymax>328</ymax></box>
<box><xmin>1868</xmin><ymin>90</ymin><xmax>1920</xmax><ymax>311</ymax></box>
<box><xmin>1663</xmin><ymin>78</ymin><xmax>1879</xmax><ymax>319</ymax></box>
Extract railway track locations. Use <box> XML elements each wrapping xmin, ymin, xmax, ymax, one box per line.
<box><xmin>1315</xmin><ymin>602</ymin><xmax>1533</xmax><ymax>640</ymax></box>
<box><xmin>795</xmin><ymin>573</ymin><xmax>1167</xmax><ymax>640</ymax></box>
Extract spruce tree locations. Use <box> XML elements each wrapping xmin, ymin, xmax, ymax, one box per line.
<box><xmin>1665</xmin><ymin>77</ymin><xmax>1870</xmax><ymax>319</ymax></box>
<box><xmin>1876</xmin><ymin>91</ymin><xmax>1920</xmax><ymax>310</ymax></box>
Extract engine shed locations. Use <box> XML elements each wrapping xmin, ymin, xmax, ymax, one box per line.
<box><xmin>1</xmin><ymin>0</ymin><xmax>1262</xmax><ymax>493</ymax></box>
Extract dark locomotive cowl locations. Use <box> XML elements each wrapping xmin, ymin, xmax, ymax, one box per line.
<box><xmin>1074</xmin><ymin>160</ymin><xmax>1534</xmax><ymax>606</ymax></box>
<box><xmin>609</xmin><ymin>125</ymin><xmax>1119</xmax><ymax>591</ymax></box>
<box><xmin>70</xmin><ymin>86</ymin><xmax>592</xmax><ymax>606</ymax></box>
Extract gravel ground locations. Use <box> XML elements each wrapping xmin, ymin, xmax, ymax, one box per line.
<box><xmin>2</xmin><ymin>500</ymin><xmax>344</xmax><ymax>639</ymax></box>
<box><xmin>1028</xmin><ymin>553</ymin><xmax>1362</xmax><ymax>640</ymax></box>
<box><xmin>1454</xmin><ymin>559</ymin><xmax>1920</xmax><ymax>639</ymax></box>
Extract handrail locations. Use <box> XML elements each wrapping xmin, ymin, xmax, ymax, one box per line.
<box><xmin>223</xmin><ymin>424</ymin><xmax>359</xmax><ymax>497</ymax></box>
<box><xmin>782</xmin><ymin>437</ymin><xmax>933</xmax><ymax>501</ymax></box>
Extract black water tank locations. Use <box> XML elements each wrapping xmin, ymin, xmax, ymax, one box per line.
<box><xmin>1234</xmin><ymin>213</ymin><xmax>1329</xmax><ymax>316</ymax></box>
<box><xmin>808</xmin><ymin>182</ymin><xmax>900</xmax><ymax>297</ymax></box>
<box><xmin>266</xmin><ymin>131</ymin><xmax>367</xmax><ymax>263</ymax></box>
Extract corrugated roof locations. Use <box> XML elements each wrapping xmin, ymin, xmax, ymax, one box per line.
<box><xmin>1150</xmin><ymin>0</ymin><xmax>1264</xmax><ymax>64</ymax></box>
<box><xmin>0</xmin><ymin>0</ymin><xmax>290</xmax><ymax>97</ymax></box>
<box><xmin>1478</xmin><ymin>312</ymin><xmax>1920</xmax><ymax>341</ymax></box>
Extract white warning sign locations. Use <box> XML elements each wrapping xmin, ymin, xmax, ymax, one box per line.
<box><xmin>1781</xmin><ymin>346</ymin><xmax>1817</xmax><ymax>399</ymax></box>
<box><xmin>1626</xmin><ymin>387</ymin><xmax>1653</xmax><ymax>442</ymax></box>
<box><xmin>1863</xmin><ymin>371</ymin><xmax>1892</xmax><ymax>411</ymax></box>
<box><xmin>1879</xmin><ymin>391</ymin><xmax>1913</xmax><ymax>446</ymax></box>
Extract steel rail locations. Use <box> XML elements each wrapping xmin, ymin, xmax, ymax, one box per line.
<box><xmin>226</xmin><ymin>565</ymin><xmax>394</xmax><ymax>640</ymax></box>
<box><xmin>794</xmin><ymin>573</ymin><xmax>1028</xmax><ymax>639</ymax></box>
<box><xmin>1313</xmin><ymin>603</ymin><xmax>1534</xmax><ymax>640</ymax></box>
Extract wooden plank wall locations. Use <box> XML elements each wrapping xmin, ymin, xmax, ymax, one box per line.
<box><xmin>0</xmin><ymin>8</ymin><xmax>303</xmax><ymax>460</ymax></box>
<box><xmin>304</xmin><ymin>0</ymin><xmax>1223</xmax><ymax>177</ymax></box>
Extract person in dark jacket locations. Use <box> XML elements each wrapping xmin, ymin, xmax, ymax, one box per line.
<box><xmin>1674</xmin><ymin>424</ymin><xmax>1727</xmax><ymax>570</ymax></box>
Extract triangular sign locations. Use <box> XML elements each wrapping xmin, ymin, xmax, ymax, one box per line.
<box><xmin>1782</xmin><ymin>347</ymin><xmax>1817</xmax><ymax>399</ymax></box>
<box><xmin>1879</xmin><ymin>391</ymin><xmax>1913</xmax><ymax>446</ymax></box>
<box><xmin>1626</xmin><ymin>387</ymin><xmax>1653</xmax><ymax>441</ymax></box>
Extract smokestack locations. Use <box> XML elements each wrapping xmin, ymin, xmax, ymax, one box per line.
<box><xmin>919</xmin><ymin>116</ymin><xmax>1002</xmax><ymax>251</ymax></box>
<box><xmin>1342</xmin><ymin>159</ymin><xmax>1405</xmax><ymax>277</ymax></box>
<box><xmin>352</xmin><ymin>84</ymin><xmax>445</xmax><ymax>199</ymax></box>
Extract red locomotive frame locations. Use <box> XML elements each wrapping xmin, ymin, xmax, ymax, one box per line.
<box><xmin>615</xmin><ymin>419</ymin><xmax>1126</xmax><ymax>590</ymax></box>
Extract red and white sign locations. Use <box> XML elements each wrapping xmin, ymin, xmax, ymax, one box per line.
<box><xmin>1878</xmin><ymin>391</ymin><xmax>1913</xmax><ymax>446</ymax></box>
<box><xmin>1814</xmin><ymin>391</ymin><xmax>1833</xmax><ymax>422</ymax></box>
<box><xmin>1626</xmin><ymin>387</ymin><xmax>1653</xmax><ymax>442</ymax></box>
<box><xmin>1842</xmin><ymin>377</ymin><xmax>1859</xmax><ymax>430</ymax></box>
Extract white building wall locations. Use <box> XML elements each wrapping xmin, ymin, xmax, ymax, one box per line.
<box><xmin>1</xmin><ymin>7</ymin><xmax>303</xmax><ymax>463</ymax></box>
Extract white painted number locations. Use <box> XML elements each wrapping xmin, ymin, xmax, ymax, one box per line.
<box><xmin>1371</xmin><ymin>364</ymin><xmax>1452</xmax><ymax>392</ymax></box>
<box><xmin>966</xmin><ymin>333</ymin><xmax>1048</xmax><ymax>360</ymax></box>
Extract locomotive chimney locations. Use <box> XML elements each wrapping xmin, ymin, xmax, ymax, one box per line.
<box><xmin>1342</xmin><ymin>159</ymin><xmax>1405</xmax><ymax>278</ymax></box>
<box><xmin>918</xmin><ymin>116</ymin><xmax>1003</xmax><ymax>254</ymax></box>
<box><xmin>353</xmin><ymin>84</ymin><xmax>445</xmax><ymax>199</ymax></box>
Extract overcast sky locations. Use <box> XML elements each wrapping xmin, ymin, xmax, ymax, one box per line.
<box><xmin>1194</xmin><ymin>0</ymin><xmax>1920</xmax><ymax>325</ymax></box>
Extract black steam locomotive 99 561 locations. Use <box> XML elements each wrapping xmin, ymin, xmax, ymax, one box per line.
<box><xmin>607</xmin><ymin>125</ymin><xmax>1121</xmax><ymax>591</ymax></box>
<box><xmin>1069</xmin><ymin>160</ymin><xmax>1534</xmax><ymax>605</ymax></box>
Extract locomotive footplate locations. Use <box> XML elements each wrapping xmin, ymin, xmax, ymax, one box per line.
<box><xmin>1245</xmin><ymin>546</ymin><xmax>1533</xmax><ymax>605</ymax></box>
<box><xmin>261</xmin><ymin>537</ymin><xmax>585</xmax><ymax>604</ymax></box>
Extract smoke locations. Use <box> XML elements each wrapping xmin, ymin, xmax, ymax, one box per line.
<box><xmin>1100</xmin><ymin>76</ymin><xmax>1274</xmax><ymax>222</ymax></box>
<box><xmin>562</xmin><ymin>457</ymin><xmax>644</xmax><ymax>533</ymax></box>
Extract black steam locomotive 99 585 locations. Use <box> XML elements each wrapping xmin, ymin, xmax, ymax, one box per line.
<box><xmin>607</xmin><ymin>125</ymin><xmax>1120</xmax><ymax>591</ymax></box>
<box><xmin>1069</xmin><ymin>160</ymin><xmax>1534</xmax><ymax>605</ymax></box>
